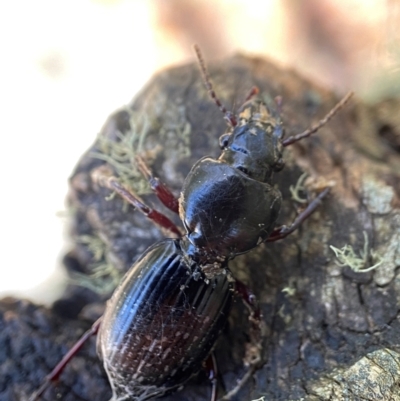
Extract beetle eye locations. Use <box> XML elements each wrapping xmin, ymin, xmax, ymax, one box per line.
<box><xmin>219</xmin><ymin>133</ymin><xmax>230</xmax><ymax>149</ymax></box>
<box><xmin>237</xmin><ymin>166</ymin><xmax>250</xmax><ymax>176</ymax></box>
<box><xmin>273</xmin><ymin>158</ymin><xmax>285</xmax><ymax>172</ymax></box>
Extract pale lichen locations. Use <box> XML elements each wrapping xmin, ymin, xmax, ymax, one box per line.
<box><xmin>282</xmin><ymin>275</ymin><xmax>298</xmax><ymax>298</ymax></box>
<box><xmin>373</xmin><ymin>215</ymin><xmax>400</xmax><ymax>286</ymax></box>
<box><xmin>90</xmin><ymin>110</ymin><xmax>151</xmax><ymax>195</ymax></box>
<box><xmin>289</xmin><ymin>172</ymin><xmax>308</xmax><ymax>203</ymax></box>
<box><xmin>330</xmin><ymin>231</ymin><xmax>384</xmax><ymax>273</ymax></box>
<box><xmin>282</xmin><ymin>286</ymin><xmax>296</xmax><ymax>296</ymax></box>
<box><xmin>362</xmin><ymin>176</ymin><xmax>394</xmax><ymax>214</ymax></box>
<box><xmin>308</xmin><ymin>348</ymin><xmax>400</xmax><ymax>400</ymax></box>
<box><xmin>71</xmin><ymin>234</ymin><xmax>122</xmax><ymax>294</ymax></box>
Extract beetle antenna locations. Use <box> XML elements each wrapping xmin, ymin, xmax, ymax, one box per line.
<box><xmin>275</xmin><ymin>95</ymin><xmax>283</xmax><ymax>118</ymax></box>
<box><xmin>282</xmin><ymin>91</ymin><xmax>353</xmax><ymax>147</ymax></box>
<box><xmin>193</xmin><ymin>44</ymin><xmax>237</xmax><ymax>127</ymax></box>
<box><xmin>243</xmin><ymin>86</ymin><xmax>259</xmax><ymax>103</ymax></box>
<box><xmin>231</xmin><ymin>99</ymin><xmax>237</xmax><ymax>116</ymax></box>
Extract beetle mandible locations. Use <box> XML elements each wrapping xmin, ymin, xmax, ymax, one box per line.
<box><xmin>30</xmin><ymin>46</ymin><xmax>353</xmax><ymax>401</ymax></box>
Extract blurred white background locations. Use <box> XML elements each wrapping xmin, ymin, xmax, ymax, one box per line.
<box><xmin>0</xmin><ymin>0</ymin><xmax>399</xmax><ymax>304</ymax></box>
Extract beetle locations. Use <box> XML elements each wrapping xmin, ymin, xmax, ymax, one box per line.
<box><xmin>30</xmin><ymin>46</ymin><xmax>353</xmax><ymax>401</ymax></box>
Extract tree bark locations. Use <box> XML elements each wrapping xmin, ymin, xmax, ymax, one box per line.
<box><xmin>1</xmin><ymin>54</ymin><xmax>400</xmax><ymax>401</ymax></box>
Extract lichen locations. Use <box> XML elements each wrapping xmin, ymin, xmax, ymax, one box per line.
<box><xmin>362</xmin><ymin>177</ymin><xmax>394</xmax><ymax>214</ymax></box>
<box><xmin>70</xmin><ymin>234</ymin><xmax>122</xmax><ymax>294</ymax></box>
<box><xmin>282</xmin><ymin>275</ymin><xmax>298</xmax><ymax>299</ymax></box>
<box><xmin>307</xmin><ymin>349</ymin><xmax>400</xmax><ymax>400</ymax></box>
<box><xmin>330</xmin><ymin>231</ymin><xmax>384</xmax><ymax>273</ymax></box>
<box><xmin>289</xmin><ymin>172</ymin><xmax>308</xmax><ymax>203</ymax></box>
<box><xmin>282</xmin><ymin>286</ymin><xmax>296</xmax><ymax>296</ymax></box>
<box><xmin>373</xmin><ymin>215</ymin><xmax>400</xmax><ymax>286</ymax></box>
<box><xmin>90</xmin><ymin>109</ymin><xmax>151</xmax><ymax>195</ymax></box>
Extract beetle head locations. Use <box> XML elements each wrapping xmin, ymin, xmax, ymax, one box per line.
<box><xmin>218</xmin><ymin>98</ymin><xmax>285</xmax><ymax>183</ymax></box>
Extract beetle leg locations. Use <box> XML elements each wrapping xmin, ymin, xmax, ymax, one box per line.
<box><xmin>29</xmin><ymin>318</ymin><xmax>102</xmax><ymax>401</ymax></box>
<box><xmin>136</xmin><ymin>155</ymin><xmax>180</xmax><ymax>214</ymax></box>
<box><xmin>203</xmin><ymin>352</ymin><xmax>218</xmax><ymax>401</ymax></box>
<box><xmin>220</xmin><ymin>280</ymin><xmax>262</xmax><ymax>400</ymax></box>
<box><xmin>267</xmin><ymin>186</ymin><xmax>331</xmax><ymax>242</ymax></box>
<box><xmin>235</xmin><ymin>280</ymin><xmax>261</xmax><ymax>324</ymax></box>
<box><xmin>92</xmin><ymin>166</ymin><xmax>182</xmax><ymax>237</ymax></box>
<box><xmin>220</xmin><ymin>365</ymin><xmax>258</xmax><ymax>401</ymax></box>
<box><xmin>235</xmin><ymin>280</ymin><xmax>262</xmax><ymax>369</ymax></box>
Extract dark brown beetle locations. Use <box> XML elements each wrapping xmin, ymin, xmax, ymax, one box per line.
<box><xmin>30</xmin><ymin>46</ymin><xmax>352</xmax><ymax>401</ymax></box>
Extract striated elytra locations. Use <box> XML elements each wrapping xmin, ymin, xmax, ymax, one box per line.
<box><xmin>98</xmin><ymin>239</ymin><xmax>233</xmax><ymax>400</ymax></box>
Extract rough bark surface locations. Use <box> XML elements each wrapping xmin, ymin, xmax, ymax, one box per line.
<box><xmin>1</xmin><ymin>54</ymin><xmax>400</xmax><ymax>401</ymax></box>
